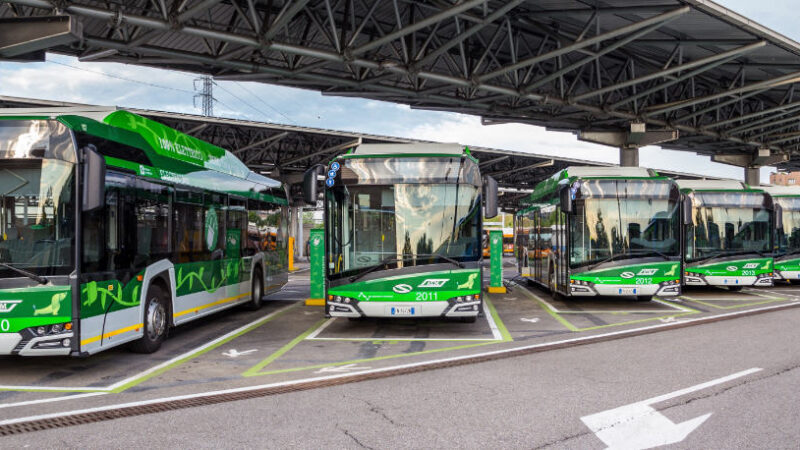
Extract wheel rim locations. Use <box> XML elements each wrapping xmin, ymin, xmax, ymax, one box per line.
<box><xmin>146</xmin><ymin>298</ymin><xmax>166</xmax><ymax>341</ymax></box>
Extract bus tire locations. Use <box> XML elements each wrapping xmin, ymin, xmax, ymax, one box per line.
<box><xmin>548</xmin><ymin>267</ymin><xmax>561</xmax><ymax>299</ymax></box>
<box><xmin>636</xmin><ymin>295</ymin><xmax>653</xmax><ymax>302</ymax></box>
<box><xmin>728</xmin><ymin>286</ymin><xmax>743</xmax><ymax>292</ymax></box>
<box><xmin>129</xmin><ymin>284</ymin><xmax>168</xmax><ymax>354</ymax></box>
<box><xmin>245</xmin><ymin>267</ymin><xmax>264</xmax><ymax>311</ymax></box>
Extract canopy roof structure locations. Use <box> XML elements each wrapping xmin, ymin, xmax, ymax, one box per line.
<box><xmin>0</xmin><ymin>95</ymin><xmax>714</xmax><ymax>207</ymax></box>
<box><xmin>3</xmin><ymin>0</ymin><xmax>800</xmax><ymax>172</ymax></box>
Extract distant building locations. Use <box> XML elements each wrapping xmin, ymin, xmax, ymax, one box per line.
<box><xmin>770</xmin><ymin>172</ymin><xmax>800</xmax><ymax>186</ymax></box>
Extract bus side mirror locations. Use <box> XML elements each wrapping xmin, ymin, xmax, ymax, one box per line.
<box><xmin>82</xmin><ymin>145</ymin><xmax>105</xmax><ymax>212</ymax></box>
<box><xmin>484</xmin><ymin>176</ymin><xmax>498</xmax><ymax>219</ymax></box>
<box><xmin>775</xmin><ymin>204</ymin><xmax>783</xmax><ymax>229</ymax></box>
<box><xmin>682</xmin><ymin>196</ymin><xmax>692</xmax><ymax>225</ymax></box>
<box><xmin>303</xmin><ymin>165</ymin><xmax>324</xmax><ymax>205</ymax></box>
<box><xmin>559</xmin><ymin>187</ymin><xmax>573</xmax><ymax>214</ymax></box>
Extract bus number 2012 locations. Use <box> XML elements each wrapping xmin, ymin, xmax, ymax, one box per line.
<box><xmin>415</xmin><ymin>292</ymin><xmax>439</xmax><ymax>301</ymax></box>
<box><xmin>0</xmin><ymin>320</ymin><xmax>9</xmax><ymax>332</ymax></box>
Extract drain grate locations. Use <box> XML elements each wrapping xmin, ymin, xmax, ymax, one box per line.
<box><xmin>1</xmin><ymin>300</ymin><xmax>797</xmax><ymax>436</ymax></box>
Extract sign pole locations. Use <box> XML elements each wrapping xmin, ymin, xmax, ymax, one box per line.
<box><xmin>487</xmin><ymin>229</ymin><xmax>506</xmax><ymax>294</ymax></box>
<box><xmin>306</xmin><ymin>228</ymin><xmax>326</xmax><ymax>306</ymax></box>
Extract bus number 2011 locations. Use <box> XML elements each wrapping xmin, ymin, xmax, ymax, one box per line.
<box><xmin>415</xmin><ymin>292</ymin><xmax>439</xmax><ymax>301</ymax></box>
<box><xmin>0</xmin><ymin>320</ymin><xmax>9</xmax><ymax>332</ymax></box>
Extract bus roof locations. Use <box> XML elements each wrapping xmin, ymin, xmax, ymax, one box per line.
<box><xmin>561</xmin><ymin>166</ymin><xmax>658</xmax><ymax>178</ymax></box>
<box><xmin>0</xmin><ymin>107</ymin><xmax>285</xmax><ymax>203</ymax></box>
<box><xmin>519</xmin><ymin>165</ymin><xmax>665</xmax><ymax>208</ymax></box>
<box><xmin>349</xmin><ymin>143</ymin><xmax>466</xmax><ymax>157</ymax></box>
<box><xmin>675</xmin><ymin>179</ymin><xmax>756</xmax><ymax>192</ymax></box>
<box><xmin>761</xmin><ymin>185</ymin><xmax>800</xmax><ymax>197</ymax></box>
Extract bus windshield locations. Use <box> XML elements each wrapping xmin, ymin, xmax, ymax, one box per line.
<box><xmin>327</xmin><ymin>183</ymin><xmax>481</xmax><ymax>277</ymax></box>
<box><xmin>569</xmin><ymin>180</ymin><xmax>679</xmax><ymax>268</ymax></box>
<box><xmin>686</xmin><ymin>192</ymin><xmax>771</xmax><ymax>261</ymax></box>
<box><xmin>772</xmin><ymin>197</ymin><xmax>800</xmax><ymax>256</ymax></box>
<box><xmin>0</xmin><ymin>120</ymin><xmax>76</xmax><ymax>278</ymax></box>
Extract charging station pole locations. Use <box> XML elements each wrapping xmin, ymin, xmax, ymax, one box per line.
<box><xmin>306</xmin><ymin>228</ymin><xmax>325</xmax><ymax>306</ymax></box>
<box><xmin>487</xmin><ymin>229</ymin><xmax>506</xmax><ymax>294</ymax></box>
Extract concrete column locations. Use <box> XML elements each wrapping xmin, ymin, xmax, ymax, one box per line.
<box><xmin>620</xmin><ymin>147</ymin><xmax>640</xmax><ymax>167</ymax></box>
<box><xmin>296</xmin><ymin>206</ymin><xmax>304</xmax><ymax>259</ymax></box>
<box><xmin>744</xmin><ymin>167</ymin><xmax>760</xmax><ymax>187</ymax></box>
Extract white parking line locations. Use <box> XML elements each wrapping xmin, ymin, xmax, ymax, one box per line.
<box><xmin>530</xmin><ymin>290</ymin><xmax>688</xmax><ymax>314</ymax></box>
<box><xmin>1</xmin><ymin>302</ymin><xmax>795</xmax><ymax>428</ymax></box>
<box><xmin>306</xmin><ymin>309</ymin><xmax>503</xmax><ymax>341</ymax></box>
<box><xmin>0</xmin><ymin>304</ymin><xmax>297</xmax><ymax>401</ymax></box>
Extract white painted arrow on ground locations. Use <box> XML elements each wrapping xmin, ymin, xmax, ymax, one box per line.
<box><xmin>520</xmin><ymin>318</ymin><xmax>540</xmax><ymax>323</ymax></box>
<box><xmin>581</xmin><ymin>367</ymin><xmax>762</xmax><ymax>450</ymax></box>
<box><xmin>314</xmin><ymin>363</ymin><xmax>371</xmax><ymax>374</ymax></box>
<box><xmin>222</xmin><ymin>349</ymin><xmax>257</xmax><ymax>358</ymax></box>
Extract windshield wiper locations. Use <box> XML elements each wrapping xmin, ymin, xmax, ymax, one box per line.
<box><xmin>348</xmin><ymin>253</ymin><xmax>465</xmax><ymax>283</ymax></box>
<box><xmin>586</xmin><ymin>250</ymin><xmax>674</xmax><ymax>271</ymax></box>
<box><xmin>779</xmin><ymin>248</ymin><xmax>800</xmax><ymax>258</ymax></box>
<box><xmin>414</xmin><ymin>253</ymin><xmax>465</xmax><ymax>269</ymax></box>
<box><xmin>629</xmin><ymin>249</ymin><xmax>672</xmax><ymax>261</ymax></box>
<box><xmin>349</xmin><ymin>256</ymin><xmax>407</xmax><ymax>283</ymax></box>
<box><xmin>0</xmin><ymin>262</ymin><xmax>48</xmax><ymax>285</ymax></box>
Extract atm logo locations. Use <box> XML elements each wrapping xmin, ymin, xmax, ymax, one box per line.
<box><xmin>637</xmin><ymin>268</ymin><xmax>658</xmax><ymax>276</ymax></box>
<box><xmin>620</xmin><ymin>272</ymin><xmax>635</xmax><ymax>279</ymax></box>
<box><xmin>743</xmin><ymin>263</ymin><xmax>759</xmax><ymax>269</ymax></box>
<box><xmin>418</xmin><ymin>279</ymin><xmax>448</xmax><ymax>288</ymax></box>
<box><xmin>0</xmin><ymin>300</ymin><xmax>21</xmax><ymax>314</ymax></box>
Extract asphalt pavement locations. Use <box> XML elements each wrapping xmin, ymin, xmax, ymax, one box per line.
<box><xmin>3</xmin><ymin>300</ymin><xmax>798</xmax><ymax>449</ymax></box>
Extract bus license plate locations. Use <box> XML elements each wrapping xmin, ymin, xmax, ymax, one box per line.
<box><xmin>618</xmin><ymin>287</ymin><xmax>637</xmax><ymax>295</ymax></box>
<box><xmin>389</xmin><ymin>306</ymin><xmax>415</xmax><ymax>316</ymax></box>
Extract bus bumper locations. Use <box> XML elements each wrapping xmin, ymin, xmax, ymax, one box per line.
<box><xmin>0</xmin><ymin>330</ymin><xmax>74</xmax><ymax>356</ymax></box>
<box><xmin>684</xmin><ymin>274</ymin><xmax>773</xmax><ymax>287</ymax></box>
<box><xmin>328</xmin><ymin>299</ymin><xmax>481</xmax><ymax>318</ymax></box>
<box><xmin>571</xmin><ymin>282</ymin><xmax>680</xmax><ymax>297</ymax></box>
<box><xmin>774</xmin><ymin>270</ymin><xmax>800</xmax><ymax>282</ymax></box>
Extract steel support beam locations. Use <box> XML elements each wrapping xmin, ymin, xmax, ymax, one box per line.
<box><xmin>490</xmin><ymin>159</ymin><xmax>554</xmax><ymax>178</ymax></box>
<box><xmin>350</xmin><ymin>0</ymin><xmax>489</xmax><ymax>57</ymax></box>
<box><xmin>0</xmin><ymin>16</ymin><xmax>81</xmax><ymax>60</ymax></box>
<box><xmin>234</xmin><ymin>132</ymin><xmax>289</xmax><ymax>154</ymax></box>
<box><xmin>578</xmin><ymin>123</ymin><xmax>678</xmax><ymax>149</ymax></box>
<box><xmin>478</xmin><ymin>7</ymin><xmax>690</xmax><ymax>83</ymax></box>
<box><xmin>281</xmin><ymin>139</ymin><xmax>362</xmax><ymax>167</ymax></box>
<box><xmin>573</xmin><ymin>41</ymin><xmax>765</xmax><ymax>102</ymax></box>
<box><xmin>645</xmin><ymin>71</ymin><xmax>800</xmax><ymax>117</ymax></box>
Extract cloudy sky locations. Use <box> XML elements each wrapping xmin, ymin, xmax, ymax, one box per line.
<box><xmin>0</xmin><ymin>0</ymin><xmax>794</xmax><ymax>181</ymax></box>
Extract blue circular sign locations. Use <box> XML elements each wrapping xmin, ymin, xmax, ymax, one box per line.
<box><xmin>331</xmin><ymin>162</ymin><xmax>340</xmax><ymax>171</ymax></box>
<box><xmin>328</xmin><ymin>170</ymin><xmax>337</xmax><ymax>179</ymax></box>
<box><xmin>325</xmin><ymin>177</ymin><xmax>335</xmax><ymax>187</ymax></box>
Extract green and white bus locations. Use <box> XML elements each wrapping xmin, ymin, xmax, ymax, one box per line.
<box><xmin>678</xmin><ymin>180</ymin><xmax>773</xmax><ymax>290</ymax></box>
<box><xmin>515</xmin><ymin>167</ymin><xmax>682</xmax><ymax>300</ymax></box>
<box><xmin>303</xmin><ymin>143</ymin><xmax>498</xmax><ymax>321</ymax></box>
<box><xmin>0</xmin><ymin>108</ymin><xmax>288</xmax><ymax>356</ymax></box>
<box><xmin>762</xmin><ymin>186</ymin><xmax>798</xmax><ymax>284</ymax></box>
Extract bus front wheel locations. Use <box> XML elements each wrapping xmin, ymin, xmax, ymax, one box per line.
<box><xmin>245</xmin><ymin>267</ymin><xmax>264</xmax><ymax>311</ymax></box>
<box><xmin>130</xmin><ymin>284</ymin><xmax>168</xmax><ymax>354</ymax></box>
